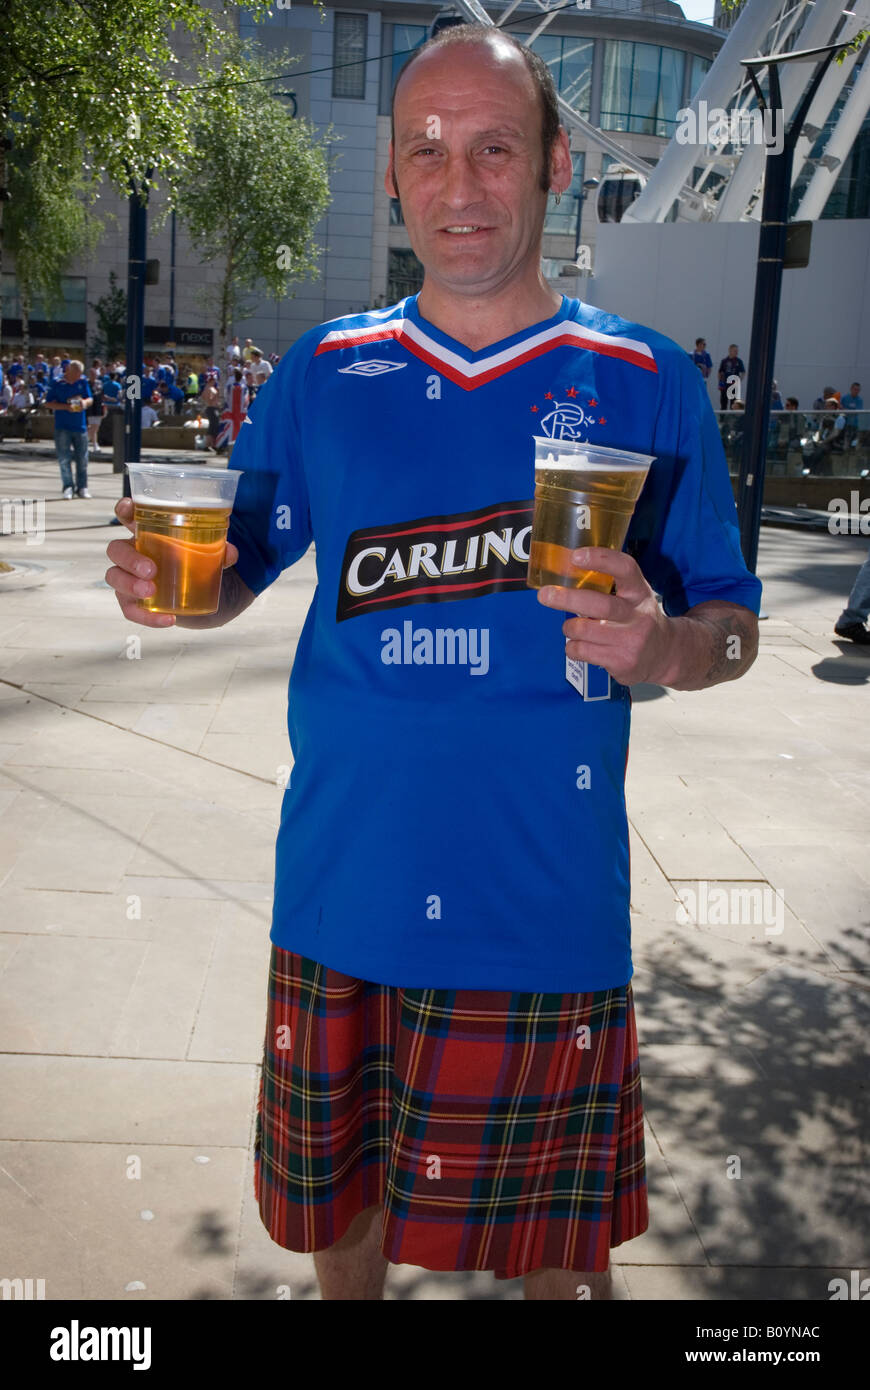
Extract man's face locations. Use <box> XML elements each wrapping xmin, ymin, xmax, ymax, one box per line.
<box><xmin>729</xmin><ymin>345</ymin><xmax>738</xmax><ymax>356</ymax></box>
<box><xmin>851</xmin><ymin>383</ymin><xmax>860</xmax><ymax>394</ymax></box>
<box><xmin>387</xmin><ymin>40</ymin><xmax>571</xmax><ymax>299</ymax></box>
<box><xmin>64</xmin><ymin>364</ymin><xmax>82</xmax><ymax>383</ymax></box>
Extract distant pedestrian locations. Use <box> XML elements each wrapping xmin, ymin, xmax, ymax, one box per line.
<box><xmin>806</xmin><ymin>398</ymin><xmax>846</xmax><ymax>475</ymax></box>
<box><xmin>841</xmin><ymin>382</ymin><xmax>863</xmax><ymax>443</ymax></box>
<box><xmin>834</xmin><ymin>548</ymin><xmax>870</xmax><ymax>645</ymax></box>
<box><xmin>689</xmin><ymin>337</ymin><xmax>712</xmax><ymax>380</ymax></box>
<box><xmin>86</xmin><ymin>366</ymin><xmax>105</xmax><ymax>455</ymax></box>
<box><xmin>718</xmin><ymin>344</ymin><xmax>745</xmax><ymax>411</ymax></box>
<box><xmin>44</xmin><ymin>359</ymin><xmax>92</xmax><ymax>498</ymax></box>
<box><xmin>771</xmin><ymin>380</ymin><xmax>783</xmax><ymax>410</ymax></box>
<box><xmin>250</xmin><ymin>348</ymin><xmax>272</xmax><ymax>384</ymax></box>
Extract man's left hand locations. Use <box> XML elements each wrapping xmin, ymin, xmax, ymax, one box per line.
<box><xmin>537</xmin><ymin>547</ymin><xmax>673</xmax><ymax>687</ymax></box>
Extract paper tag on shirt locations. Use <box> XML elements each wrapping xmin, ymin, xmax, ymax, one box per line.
<box><xmin>566</xmin><ymin>656</ymin><xmax>611</xmax><ymax>700</ymax></box>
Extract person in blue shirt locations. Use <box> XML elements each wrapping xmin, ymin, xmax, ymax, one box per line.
<box><xmin>104</xmin><ymin>27</ymin><xmax>761</xmax><ymax>1300</ymax></box>
<box><xmin>102</xmin><ymin>372</ymin><xmax>122</xmax><ymax>402</ymax></box>
<box><xmin>44</xmin><ymin>359</ymin><xmax>92</xmax><ymax>497</ymax></box>
<box><xmin>690</xmin><ymin>337</ymin><xmax>713</xmax><ymax>380</ymax></box>
<box><xmin>841</xmin><ymin>381</ymin><xmax>863</xmax><ymax>443</ymax></box>
<box><xmin>165</xmin><ymin>380</ymin><xmax>185</xmax><ymax>414</ymax></box>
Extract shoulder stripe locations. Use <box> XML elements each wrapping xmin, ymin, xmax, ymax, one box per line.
<box><xmin>314</xmin><ymin>317</ymin><xmax>657</xmax><ymax>388</ymax></box>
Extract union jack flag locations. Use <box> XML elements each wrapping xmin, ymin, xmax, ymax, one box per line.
<box><xmin>216</xmin><ymin>382</ymin><xmax>248</xmax><ymax>449</ymax></box>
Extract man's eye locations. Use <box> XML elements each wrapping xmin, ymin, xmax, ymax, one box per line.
<box><xmin>412</xmin><ymin>147</ymin><xmax>438</xmax><ymax>157</ymax></box>
<box><xmin>481</xmin><ymin>144</ymin><xmax>507</xmax><ymax>155</ymax></box>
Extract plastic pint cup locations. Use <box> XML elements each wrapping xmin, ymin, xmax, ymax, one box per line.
<box><xmin>527</xmin><ymin>438</ymin><xmax>655</xmax><ymax>594</ymax></box>
<box><xmin>126</xmin><ymin>462</ymin><xmax>243</xmax><ymax>616</ymax></box>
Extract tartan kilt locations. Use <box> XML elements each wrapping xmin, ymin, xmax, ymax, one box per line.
<box><xmin>254</xmin><ymin>946</ymin><xmax>648</xmax><ymax>1278</ymax></box>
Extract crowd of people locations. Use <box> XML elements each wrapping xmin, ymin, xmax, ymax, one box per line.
<box><xmin>688</xmin><ymin>338</ymin><xmax>865</xmax><ymax>475</ymax></box>
<box><xmin>0</xmin><ymin>340</ymin><xmax>280</xmax><ymax>489</ymax></box>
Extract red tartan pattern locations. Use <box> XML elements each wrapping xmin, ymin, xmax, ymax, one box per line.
<box><xmin>254</xmin><ymin>948</ymin><xmax>648</xmax><ymax>1278</ymax></box>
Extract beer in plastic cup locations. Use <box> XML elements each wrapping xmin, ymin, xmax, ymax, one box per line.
<box><xmin>527</xmin><ymin>438</ymin><xmax>654</xmax><ymax>593</ymax></box>
<box><xmin>126</xmin><ymin>462</ymin><xmax>243</xmax><ymax>616</ymax></box>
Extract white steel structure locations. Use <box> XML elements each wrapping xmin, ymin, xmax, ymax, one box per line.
<box><xmin>451</xmin><ymin>0</ymin><xmax>870</xmax><ymax>222</ymax></box>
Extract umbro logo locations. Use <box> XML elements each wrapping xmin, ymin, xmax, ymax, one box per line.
<box><xmin>337</xmin><ymin>359</ymin><xmax>407</xmax><ymax>377</ymax></box>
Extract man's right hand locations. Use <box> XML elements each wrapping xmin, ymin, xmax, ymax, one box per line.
<box><xmin>105</xmin><ymin>496</ymin><xmax>240</xmax><ymax>628</ymax></box>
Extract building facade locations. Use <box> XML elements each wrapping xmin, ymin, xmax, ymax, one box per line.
<box><xmin>2</xmin><ymin>2</ymin><xmax>867</xmax><ymax>363</ymax></box>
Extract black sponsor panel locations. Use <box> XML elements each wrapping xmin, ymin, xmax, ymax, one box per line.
<box><xmin>337</xmin><ymin>499</ymin><xmax>535</xmax><ymax>622</ymax></box>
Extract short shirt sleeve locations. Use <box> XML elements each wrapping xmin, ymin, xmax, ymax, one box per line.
<box><xmin>226</xmin><ymin>337</ymin><xmax>315</xmax><ymax>596</ymax></box>
<box><xmin>626</xmin><ymin>345</ymin><xmax>762</xmax><ymax>618</ymax></box>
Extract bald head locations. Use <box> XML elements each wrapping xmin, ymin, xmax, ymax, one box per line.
<box><xmin>391</xmin><ymin>26</ymin><xmax>560</xmax><ymax>194</ymax></box>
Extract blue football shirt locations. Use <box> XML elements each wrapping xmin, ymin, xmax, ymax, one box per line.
<box><xmin>227</xmin><ymin>294</ymin><xmax>761</xmax><ymax>991</ymax></box>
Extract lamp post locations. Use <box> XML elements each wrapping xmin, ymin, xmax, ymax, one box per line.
<box><xmin>736</xmin><ymin>39</ymin><xmax>856</xmax><ymax>573</ymax></box>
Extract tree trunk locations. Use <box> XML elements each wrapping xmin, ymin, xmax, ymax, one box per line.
<box><xmin>21</xmin><ymin>297</ymin><xmax>30</xmax><ymax>362</ymax></box>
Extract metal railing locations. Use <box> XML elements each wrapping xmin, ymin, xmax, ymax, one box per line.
<box><xmin>716</xmin><ymin>407</ymin><xmax>870</xmax><ymax>478</ymax></box>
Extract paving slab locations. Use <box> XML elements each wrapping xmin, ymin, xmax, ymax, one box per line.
<box><xmin>0</xmin><ymin>1056</ymin><xmax>257</xmax><ymax>1146</ymax></box>
<box><xmin>0</xmin><ymin>1140</ymin><xmax>249</xmax><ymax>1300</ymax></box>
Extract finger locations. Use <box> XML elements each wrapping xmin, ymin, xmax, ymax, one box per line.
<box><xmin>114</xmin><ymin>497</ymin><xmax>136</xmax><ymax>531</ymax></box>
<box><xmin>224</xmin><ymin>541</ymin><xmax>239</xmax><ymax>569</ymax></box>
<box><xmin>106</xmin><ymin>538</ymin><xmax>154</xmax><ymax>580</ymax></box>
<box><xmin>115</xmin><ymin>593</ymin><xmax>176</xmax><ymax>628</ymax></box>
<box><xmin>105</xmin><ymin>558</ymin><xmax>157</xmax><ymax>604</ymax></box>
<box><xmin>570</xmin><ymin>548</ymin><xmax>648</xmax><ymax>601</ymax></box>
<box><xmin>537</xmin><ymin>585</ymin><xmax>631</xmax><ymax>623</ymax></box>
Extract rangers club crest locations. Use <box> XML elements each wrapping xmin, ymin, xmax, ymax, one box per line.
<box><xmin>529</xmin><ymin>387</ymin><xmax>607</xmax><ymax>441</ymax></box>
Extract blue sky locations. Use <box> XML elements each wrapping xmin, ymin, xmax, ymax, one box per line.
<box><xmin>679</xmin><ymin>0</ymin><xmax>716</xmax><ymax>24</ymax></box>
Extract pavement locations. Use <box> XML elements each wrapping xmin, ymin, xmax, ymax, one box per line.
<box><xmin>0</xmin><ymin>443</ymin><xmax>868</xmax><ymax>1302</ymax></box>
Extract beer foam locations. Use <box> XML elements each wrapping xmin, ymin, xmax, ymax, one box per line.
<box><xmin>535</xmin><ymin>454</ymin><xmax>645</xmax><ymax>472</ymax></box>
<box><xmin>132</xmin><ymin>494</ymin><xmax>232</xmax><ymax>509</ymax></box>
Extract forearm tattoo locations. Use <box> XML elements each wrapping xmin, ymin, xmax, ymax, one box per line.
<box><xmin>693</xmin><ymin>605</ymin><xmax>759</xmax><ymax>686</ymax></box>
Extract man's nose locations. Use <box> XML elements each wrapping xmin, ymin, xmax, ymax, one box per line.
<box><xmin>441</xmin><ymin>152</ymin><xmax>483</xmax><ymax>208</ymax></box>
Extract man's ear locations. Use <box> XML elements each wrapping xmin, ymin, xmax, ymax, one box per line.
<box><xmin>385</xmin><ymin>144</ymin><xmax>399</xmax><ymax>200</ymax></box>
<box><xmin>549</xmin><ymin>127</ymin><xmax>574</xmax><ymax>197</ymax></box>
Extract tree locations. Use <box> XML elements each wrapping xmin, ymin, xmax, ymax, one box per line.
<box><xmin>89</xmin><ymin>271</ymin><xmax>127</xmax><ymax>362</ymax></box>
<box><xmin>4</xmin><ymin>146</ymin><xmax>101</xmax><ymax>360</ymax></box>
<box><xmin>719</xmin><ymin>0</ymin><xmax>866</xmax><ymax>53</ymax></box>
<box><xmin>0</xmin><ymin>0</ymin><xmax>276</xmax><ymax>346</ymax></box>
<box><xmin>173</xmin><ymin>45</ymin><xmax>333</xmax><ymax>343</ymax></box>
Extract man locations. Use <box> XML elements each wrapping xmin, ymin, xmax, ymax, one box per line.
<box><xmin>689</xmin><ymin>337</ymin><xmax>712</xmax><ymax>380</ymax></box>
<box><xmin>105</xmin><ymin>26</ymin><xmax>760</xmax><ymax>1300</ymax></box>
<box><xmin>841</xmin><ymin>382</ymin><xmax>863</xmax><ymax>444</ymax></box>
<box><xmin>242</xmin><ymin>337</ymin><xmax>256</xmax><ymax>362</ymax></box>
<box><xmin>834</xmin><ymin>549</ymin><xmax>870</xmax><ymax>645</ymax></box>
<box><xmin>44</xmin><ymin>359</ymin><xmax>92</xmax><ymax>498</ymax></box>
<box><xmin>717</xmin><ymin>343</ymin><xmax>745</xmax><ymax>411</ymax></box>
<box><xmin>250</xmin><ymin>348</ymin><xmax>272</xmax><ymax>384</ymax></box>
<box><xmin>807</xmin><ymin>397</ymin><xmax>847</xmax><ymax>475</ymax></box>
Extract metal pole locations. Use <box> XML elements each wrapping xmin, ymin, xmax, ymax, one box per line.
<box><xmin>736</xmin><ymin>46</ymin><xmax>841</xmax><ymax>572</ymax></box>
<box><xmin>736</xmin><ymin>68</ymin><xmax>789</xmax><ymax>574</ymax></box>
<box><xmin>122</xmin><ymin>176</ymin><xmax>149</xmax><ymax>498</ymax></box>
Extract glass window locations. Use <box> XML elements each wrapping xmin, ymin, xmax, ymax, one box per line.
<box><xmin>512</xmin><ymin>32</ymin><xmax>592</xmax><ymax>117</ymax></box>
<box><xmin>559</xmin><ymin>37</ymin><xmax>593</xmax><ymax>117</ymax></box>
<box><xmin>689</xmin><ymin>53</ymin><xmax>712</xmax><ymax>99</ymax></box>
<box><xmin>601</xmin><ymin>40</ymin><xmax>632</xmax><ymax>132</ymax></box>
<box><xmin>387</xmin><ymin>247</ymin><xmax>424</xmax><ymax>303</ymax></box>
<box><xmin>333</xmin><ymin>13</ymin><xmax>368</xmax><ymax>100</ymax></box>
<box><xmin>2</xmin><ymin>274</ymin><xmax>86</xmax><ymax>322</ymax></box>
<box><xmin>601</xmin><ymin>42</ymin><xmax>685</xmax><ymax>136</ymax></box>
<box><xmin>657</xmin><ymin>47</ymin><xmax>685</xmax><ymax>133</ymax></box>
<box><xmin>379</xmin><ymin>23</ymin><xmax>428</xmax><ymax>116</ymax></box>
